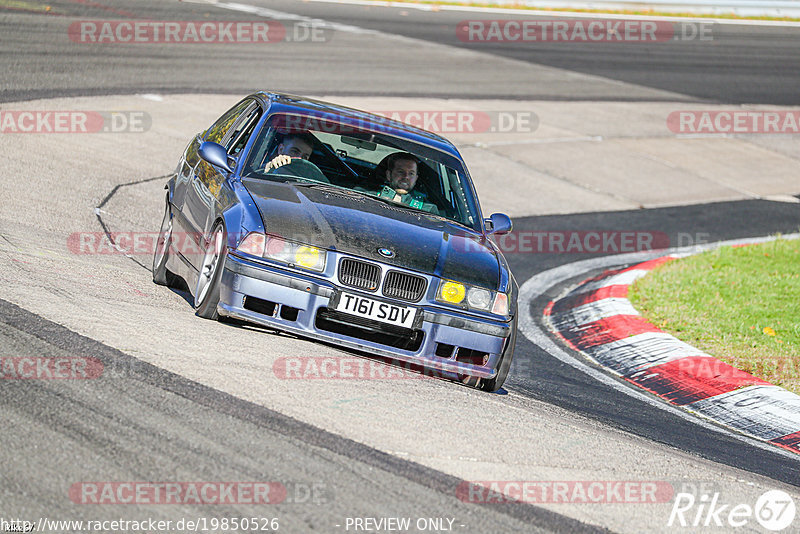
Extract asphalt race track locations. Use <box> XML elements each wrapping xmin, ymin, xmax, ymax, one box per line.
<box><xmin>1</xmin><ymin>1</ymin><xmax>800</xmax><ymax>533</ymax></box>
<box><xmin>4</xmin><ymin>0</ymin><xmax>800</xmax><ymax>104</ymax></box>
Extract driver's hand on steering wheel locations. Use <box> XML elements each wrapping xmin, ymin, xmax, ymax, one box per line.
<box><xmin>265</xmin><ymin>154</ymin><xmax>293</xmax><ymax>171</ymax></box>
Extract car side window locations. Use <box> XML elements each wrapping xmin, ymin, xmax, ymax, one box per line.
<box><xmin>205</xmin><ymin>99</ymin><xmax>254</xmax><ymax>144</ymax></box>
<box><xmin>241</xmin><ymin>125</ymin><xmax>278</xmax><ymax>177</ymax></box>
<box><xmin>227</xmin><ymin>105</ymin><xmax>263</xmax><ymax>156</ymax></box>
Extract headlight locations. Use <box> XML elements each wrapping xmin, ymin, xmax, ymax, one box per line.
<box><xmin>467</xmin><ymin>287</ymin><xmax>492</xmax><ymax>310</ymax></box>
<box><xmin>237</xmin><ymin>232</ymin><xmax>326</xmax><ymax>272</ymax></box>
<box><xmin>436</xmin><ymin>279</ymin><xmax>509</xmax><ymax>316</ymax></box>
<box><xmin>265</xmin><ymin>236</ymin><xmax>293</xmax><ymax>263</ymax></box>
<box><xmin>438</xmin><ymin>280</ymin><xmax>466</xmax><ymax>304</ymax></box>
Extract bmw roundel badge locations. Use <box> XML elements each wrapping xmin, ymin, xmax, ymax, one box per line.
<box><xmin>378</xmin><ymin>247</ymin><xmax>395</xmax><ymax>258</ymax></box>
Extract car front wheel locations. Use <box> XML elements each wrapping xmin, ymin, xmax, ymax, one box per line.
<box><xmin>480</xmin><ymin>319</ymin><xmax>516</xmax><ymax>392</ymax></box>
<box><xmin>194</xmin><ymin>221</ymin><xmax>227</xmax><ymax>320</ymax></box>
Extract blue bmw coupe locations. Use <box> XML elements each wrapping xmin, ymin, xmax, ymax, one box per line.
<box><xmin>153</xmin><ymin>92</ymin><xmax>516</xmax><ymax>391</ymax></box>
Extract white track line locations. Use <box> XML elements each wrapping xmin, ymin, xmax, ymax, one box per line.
<box><xmin>202</xmin><ymin>0</ymin><xmax>433</xmax><ymax>45</ymax></box>
<box><xmin>308</xmin><ymin>0</ymin><xmax>800</xmax><ymax>27</ymax></box>
<box><xmin>581</xmin><ymin>332</ymin><xmax>708</xmax><ymax>375</ymax></box>
<box><xmin>518</xmin><ymin>233</ymin><xmax>800</xmax><ymax>461</ymax></box>
<box><xmin>555</xmin><ymin>297</ymin><xmax>641</xmax><ymax>326</ymax></box>
<box><xmin>202</xmin><ymin>0</ymin><xmax>701</xmax><ymax>100</ymax></box>
<box><xmin>566</xmin><ymin>268</ymin><xmax>649</xmax><ymax>295</ymax></box>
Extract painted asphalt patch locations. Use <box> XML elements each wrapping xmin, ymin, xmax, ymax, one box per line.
<box><xmin>538</xmin><ymin>238</ymin><xmax>800</xmax><ymax>455</ymax></box>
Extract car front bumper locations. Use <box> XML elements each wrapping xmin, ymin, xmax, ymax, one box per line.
<box><xmin>218</xmin><ymin>252</ymin><xmax>513</xmax><ymax>379</ymax></box>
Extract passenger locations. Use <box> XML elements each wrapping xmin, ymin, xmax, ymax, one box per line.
<box><xmin>361</xmin><ymin>152</ymin><xmax>440</xmax><ymax>214</ymax></box>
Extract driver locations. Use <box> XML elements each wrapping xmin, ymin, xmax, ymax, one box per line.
<box><xmin>360</xmin><ymin>152</ymin><xmax>439</xmax><ymax>215</ymax></box>
<box><xmin>264</xmin><ymin>131</ymin><xmax>315</xmax><ymax>171</ymax></box>
<box><xmin>263</xmin><ymin>131</ymin><xmax>329</xmax><ymax>184</ymax></box>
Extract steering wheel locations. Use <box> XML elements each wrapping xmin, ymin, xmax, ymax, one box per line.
<box><xmin>268</xmin><ymin>157</ymin><xmax>330</xmax><ymax>184</ymax></box>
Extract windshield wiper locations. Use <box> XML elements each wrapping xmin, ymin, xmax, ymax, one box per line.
<box><xmin>289</xmin><ymin>181</ymin><xmax>475</xmax><ymax>229</ymax></box>
<box><xmin>288</xmin><ymin>180</ymin><xmax>359</xmax><ymax>193</ymax></box>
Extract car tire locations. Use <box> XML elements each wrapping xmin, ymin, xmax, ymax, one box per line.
<box><xmin>194</xmin><ymin>221</ymin><xmax>227</xmax><ymax>320</ymax></box>
<box><xmin>152</xmin><ymin>195</ymin><xmax>179</xmax><ymax>288</ymax></box>
<box><xmin>479</xmin><ymin>319</ymin><xmax>516</xmax><ymax>392</ymax></box>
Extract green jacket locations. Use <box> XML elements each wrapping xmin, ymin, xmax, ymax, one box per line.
<box><xmin>355</xmin><ymin>185</ymin><xmax>440</xmax><ymax>215</ymax></box>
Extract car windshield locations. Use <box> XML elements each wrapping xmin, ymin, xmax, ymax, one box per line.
<box><xmin>241</xmin><ymin>113</ymin><xmax>482</xmax><ymax>230</ymax></box>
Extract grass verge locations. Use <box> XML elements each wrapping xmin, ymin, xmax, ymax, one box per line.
<box><xmin>629</xmin><ymin>238</ymin><xmax>800</xmax><ymax>395</ymax></box>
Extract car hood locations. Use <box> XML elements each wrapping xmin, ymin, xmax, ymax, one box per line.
<box><xmin>242</xmin><ymin>179</ymin><xmax>500</xmax><ymax>289</ymax></box>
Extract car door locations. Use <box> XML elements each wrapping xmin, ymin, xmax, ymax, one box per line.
<box><xmin>178</xmin><ymin>99</ymin><xmax>256</xmax><ymax>270</ymax></box>
<box><xmin>199</xmin><ymin>100</ymin><xmax>265</xmax><ymax>237</ymax></box>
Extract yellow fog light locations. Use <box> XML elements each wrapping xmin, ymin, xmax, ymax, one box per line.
<box><xmin>438</xmin><ymin>280</ymin><xmax>466</xmax><ymax>304</ymax></box>
<box><xmin>294</xmin><ymin>245</ymin><xmax>325</xmax><ymax>272</ymax></box>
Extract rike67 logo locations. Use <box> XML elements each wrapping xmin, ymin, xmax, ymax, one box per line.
<box><xmin>669</xmin><ymin>489</ymin><xmax>796</xmax><ymax>531</ymax></box>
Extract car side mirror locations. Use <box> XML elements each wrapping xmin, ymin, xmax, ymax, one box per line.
<box><xmin>485</xmin><ymin>213</ymin><xmax>512</xmax><ymax>235</ymax></box>
<box><xmin>199</xmin><ymin>141</ymin><xmax>234</xmax><ymax>173</ymax></box>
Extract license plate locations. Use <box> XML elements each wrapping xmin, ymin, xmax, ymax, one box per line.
<box><xmin>335</xmin><ymin>292</ymin><xmax>416</xmax><ymax>328</ymax></box>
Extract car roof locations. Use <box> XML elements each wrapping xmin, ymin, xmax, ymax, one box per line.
<box><xmin>251</xmin><ymin>91</ymin><xmax>463</xmax><ymax>161</ymax></box>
